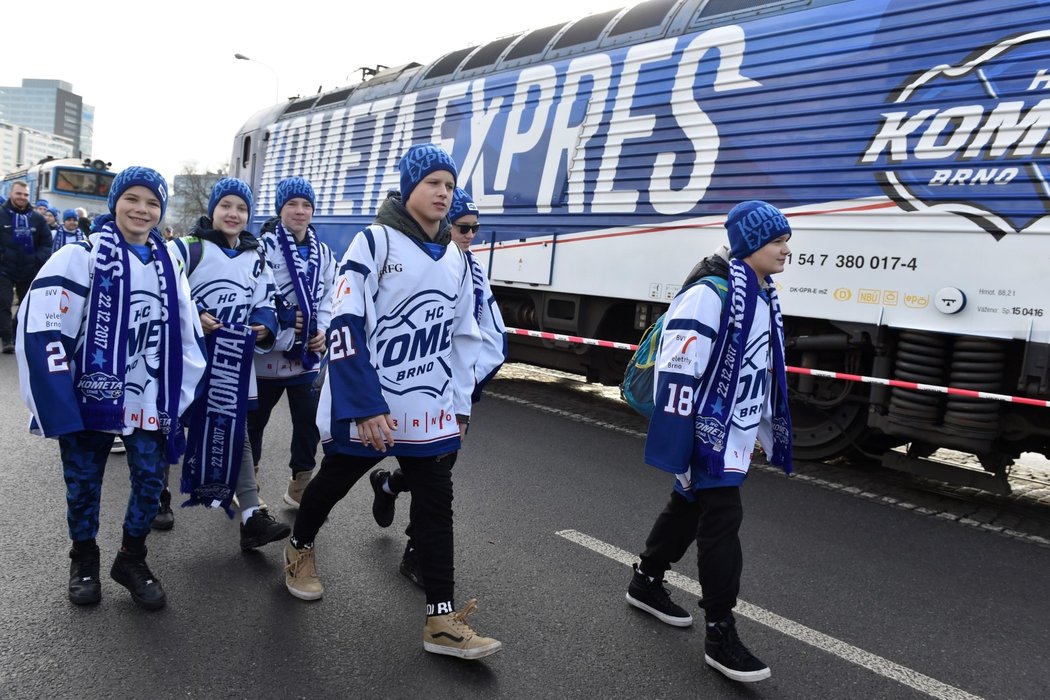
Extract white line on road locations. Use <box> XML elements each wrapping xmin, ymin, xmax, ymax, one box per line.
<box><xmin>556</xmin><ymin>528</ymin><xmax>983</xmax><ymax>700</ymax></box>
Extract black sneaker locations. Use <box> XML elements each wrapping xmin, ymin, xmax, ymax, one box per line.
<box><xmin>704</xmin><ymin>617</ymin><xmax>771</xmax><ymax>682</ymax></box>
<box><xmin>369</xmin><ymin>469</ymin><xmax>397</xmax><ymax>528</ymax></box>
<box><xmin>625</xmin><ymin>563</ymin><xmax>692</xmax><ymax>627</ymax></box>
<box><xmin>151</xmin><ymin>489</ymin><xmax>174</xmax><ymax>531</ymax></box>
<box><xmin>240</xmin><ymin>508</ymin><xmax>292</xmax><ymax>550</ymax></box>
<box><xmin>110</xmin><ymin>551</ymin><xmax>167</xmax><ymax>610</ymax></box>
<box><xmin>2</xmin><ymin>340</ymin><xmax>13</xmax><ymax>354</ymax></box>
<box><xmin>68</xmin><ymin>547</ymin><xmax>101</xmax><ymax>605</ymax></box>
<box><xmin>399</xmin><ymin>545</ymin><xmax>424</xmax><ymax>588</ymax></box>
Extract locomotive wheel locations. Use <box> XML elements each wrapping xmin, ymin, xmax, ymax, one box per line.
<box><xmin>790</xmin><ymin>398</ymin><xmax>869</xmax><ymax>461</ymax></box>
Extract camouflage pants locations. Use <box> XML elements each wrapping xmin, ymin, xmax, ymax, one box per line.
<box><xmin>58</xmin><ymin>429</ymin><xmax>167</xmax><ymax>541</ymax></box>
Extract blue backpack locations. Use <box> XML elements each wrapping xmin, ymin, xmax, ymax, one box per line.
<box><xmin>620</xmin><ymin>276</ymin><xmax>727</xmax><ymax>418</ymax></box>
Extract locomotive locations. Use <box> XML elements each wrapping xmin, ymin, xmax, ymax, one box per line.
<box><xmin>231</xmin><ymin>0</ymin><xmax>1050</xmax><ymax>490</ymax></box>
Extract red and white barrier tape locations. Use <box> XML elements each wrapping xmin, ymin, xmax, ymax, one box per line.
<box><xmin>504</xmin><ymin>326</ymin><xmax>1050</xmax><ymax>408</ymax></box>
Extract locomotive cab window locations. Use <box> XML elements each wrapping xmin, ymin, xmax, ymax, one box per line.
<box><xmin>53</xmin><ymin>168</ymin><xmax>114</xmax><ymax>198</ymax></box>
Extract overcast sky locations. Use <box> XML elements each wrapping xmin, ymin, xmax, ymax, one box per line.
<box><xmin>2</xmin><ymin>0</ymin><xmax>635</xmax><ymax>183</ymax></box>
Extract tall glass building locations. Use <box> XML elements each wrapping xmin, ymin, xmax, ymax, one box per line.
<box><xmin>0</xmin><ymin>79</ymin><xmax>89</xmax><ymax>156</ymax></box>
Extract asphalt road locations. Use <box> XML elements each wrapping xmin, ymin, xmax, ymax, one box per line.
<box><xmin>0</xmin><ymin>354</ymin><xmax>1048</xmax><ymax>700</ymax></box>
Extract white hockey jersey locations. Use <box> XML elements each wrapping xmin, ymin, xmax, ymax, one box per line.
<box><xmin>317</xmin><ymin>223</ymin><xmax>482</xmax><ymax>457</ymax></box>
<box><xmin>16</xmin><ymin>240</ymin><xmax>206</xmax><ymax>437</ymax></box>
<box><xmin>168</xmin><ymin>233</ymin><xmax>279</xmax><ymax>402</ymax></box>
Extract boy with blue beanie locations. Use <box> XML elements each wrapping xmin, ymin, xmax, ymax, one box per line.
<box><xmin>626</xmin><ymin>200</ymin><xmax>793</xmax><ymax>683</ymax></box>
<box><xmin>15</xmin><ymin>166</ymin><xmax>207</xmax><ymax>610</ymax></box>
<box><xmin>248</xmin><ymin>176</ymin><xmax>336</xmax><ymax>509</ymax></box>
<box><xmin>52</xmin><ymin>209</ymin><xmax>86</xmax><ymax>252</ymax></box>
<box><xmin>369</xmin><ymin>186</ymin><xmax>508</xmax><ymax>586</ymax></box>
<box><xmin>286</xmin><ymin>143</ymin><xmax>501</xmax><ymax>660</ymax></box>
<box><xmin>159</xmin><ymin>177</ymin><xmax>289</xmax><ymax>550</ymax></box>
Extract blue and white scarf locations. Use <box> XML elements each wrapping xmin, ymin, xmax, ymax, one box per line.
<box><xmin>276</xmin><ymin>222</ymin><xmax>321</xmax><ymax>370</ymax></box>
<box><xmin>693</xmin><ymin>258</ymin><xmax>792</xmax><ymax>476</ymax></box>
<box><xmin>180</xmin><ymin>323</ymin><xmax>256</xmax><ymax>518</ymax></box>
<box><xmin>52</xmin><ymin>227</ymin><xmax>86</xmax><ymax>253</ymax></box>
<box><xmin>466</xmin><ymin>251</ymin><xmax>485</xmax><ymax>323</ymax></box>
<box><xmin>74</xmin><ymin>217</ymin><xmax>185</xmax><ymax>462</ymax></box>
<box><xmin>6</xmin><ymin>206</ymin><xmax>34</xmax><ymax>253</ymax></box>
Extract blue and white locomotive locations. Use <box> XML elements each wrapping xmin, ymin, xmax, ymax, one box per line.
<box><xmin>231</xmin><ymin>0</ymin><xmax>1050</xmax><ymax>489</ymax></box>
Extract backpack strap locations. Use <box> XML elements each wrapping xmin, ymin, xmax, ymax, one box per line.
<box><xmin>186</xmin><ymin>236</ymin><xmax>204</xmax><ymax>277</ymax></box>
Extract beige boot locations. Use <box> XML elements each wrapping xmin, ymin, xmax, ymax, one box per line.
<box><xmin>423</xmin><ymin>598</ymin><xmax>502</xmax><ymax>660</ymax></box>
<box><xmin>283</xmin><ymin>470</ymin><xmax>313</xmax><ymax>508</ymax></box>
<box><xmin>284</xmin><ymin>542</ymin><xmax>323</xmax><ymax>600</ymax></box>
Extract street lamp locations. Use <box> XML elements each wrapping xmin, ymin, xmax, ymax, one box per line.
<box><xmin>234</xmin><ymin>53</ymin><xmax>280</xmax><ymax>104</ymax></box>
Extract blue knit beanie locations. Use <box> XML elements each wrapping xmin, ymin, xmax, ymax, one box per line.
<box><xmin>275</xmin><ymin>177</ymin><xmax>315</xmax><ymax>214</ymax></box>
<box><xmin>47</xmin><ymin>207</ymin><xmax>60</xmax><ymax>219</ymax></box>
<box><xmin>726</xmin><ymin>200</ymin><xmax>791</xmax><ymax>259</ymax></box>
<box><xmin>448</xmin><ymin>188</ymin><xmax>478</xmax><ymax>223</ymax></box>
<box><xmin>62</xmin><ymin>208</ymin><xmax>78</xmax><ymax>222</ymax></box>
<box><xmin>399</xmin><ymin>143</ymin><xmax>457</xmax><ymax>204</ymax></box>
<box><xmin>35</xmin><ymin>199</ymin><xmax>49</xmax><ymax>208</ymax></box>
<box><xmin>208</xmin><ymin>177</ymin><xmax>254</xmax><ymax>218</ymax></box>
<box><xmin>108</xmin><ymin>166</ymin><xmax>169</xmax><ymax>222</ymax></box>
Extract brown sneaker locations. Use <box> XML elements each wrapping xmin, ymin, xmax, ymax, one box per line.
<box><xmin>423</xmin><ymin>598</ymin><xmax>502</xmax><ymax>660</ymax></box>
<box><xmin>284</xmin><ymin>543</ymin><xmax>323</xmax><ymax>600</ymax></box>
<box><xmin>283</xmin><ymin>470</ymin><xmax>313</xmax><ymax>508</ymax></box>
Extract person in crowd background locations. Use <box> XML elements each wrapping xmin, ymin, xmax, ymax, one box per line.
<box><xmin>0</xmin><ymin>181</ymin><xmax>52</xmax><ymax>353</ymax></box>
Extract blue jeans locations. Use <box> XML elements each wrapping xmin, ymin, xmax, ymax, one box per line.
<box><xmin>59</xmin><ymin>429</ymin><xmax>167</xmax><ymax>541</ymax></box>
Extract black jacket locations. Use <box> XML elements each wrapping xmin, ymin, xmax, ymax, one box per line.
<box><xmin>0</xmin><ymin>204</ymin><xmax>52</xmax><ymax>281</ymax></box>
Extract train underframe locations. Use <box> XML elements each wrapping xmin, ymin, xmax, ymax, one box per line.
<box><xmin>497</xmin><ymin>288</ymin><xmax>1050</xmax><ymax>493</ymax></box>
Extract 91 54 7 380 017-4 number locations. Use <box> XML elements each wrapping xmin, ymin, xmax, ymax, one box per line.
<box><xmin>785</xmin><ymin>253</ymin><xmax>917</xmax><ymax>270</ymax></box>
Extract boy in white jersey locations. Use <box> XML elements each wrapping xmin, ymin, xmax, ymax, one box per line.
<box><xmin>15</xmin><ymin>167</ymin><xmax>207</xmax><ymax>610</ymax></box>
<box><xmin>285</xmin><ymin>144</ymin><xmax>501</xmax><ymax>660</ymax></box>
<box><xmin>368</xmin><ymin>187</ymin><xmax>507</xmax><ymax>586</ymax></box>
<box><xmin>247</xmin><ymin>177</ymin><xmax>335</xmax><ymax>508</ymax></box>
<box><xmin>52</xmin><ymin>209</ymin><xmax>86</xmax><ymax>252</ymax></box>
<box><xmin>626</xmin><ymin>200</ymin><xmax>793</xmax><ymax>683</ymax></box>
<box><xmin>164</xmin><ymin>177</ymin><xmax>290</xmax><ymax>550</ymax></box>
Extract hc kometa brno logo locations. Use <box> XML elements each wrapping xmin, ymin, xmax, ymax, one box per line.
<box><xmin>862</xmin><ymin>31</ymin><xmax>1050</xmax><ymax>239</ymax></box>
<box><xmin>374</xmin><ymin>289</ymin><xmax>456</xmax><ymax>399</ymax></box>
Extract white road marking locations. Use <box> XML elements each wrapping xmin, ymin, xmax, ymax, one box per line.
<box><xmin>556</xmin><ymin>528</ymin><xmax>983</xmax><ymax>700</ymax></box>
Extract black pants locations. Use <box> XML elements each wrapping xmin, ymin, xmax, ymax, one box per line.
<box><xmin>639</xmin><ymin>487</ymin><xmax>743</xmax><ymax>622</ymax></box>
<box><xmin>293</xmin><ymin>451</ymin><xmax>458</xmax><ymax>607</ymax></box>
<box><xmin>247</xmin><ymin>380</ymin><xmax>319</xmax><ymax>473</ymax></box>
<box><xmin>0</xmin><ymin>275</ymin><xmax>31</xmax><ymax>344</ymax></box>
